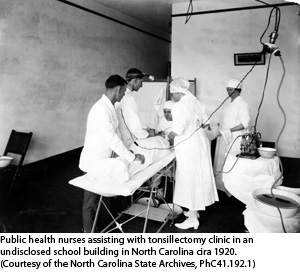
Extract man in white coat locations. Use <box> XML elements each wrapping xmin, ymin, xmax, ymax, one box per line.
<box><xmin>116</xmin><ymin>68</ymin><xmax>156</xmax><ymax>149</ymax></box>
<box><xmin>213</xmin><ymin>78</ymin><xmax>251</xmax><ymax>195</ymax></box>
<box><xmin>79</xmin><ymin>74</ymin><xmax>145</xmax><ymax>233</ymax></box>
<box><xmin>115</xmin><ymin>68</ymin><xmax>171</xmax><ymax>175</ymax></box>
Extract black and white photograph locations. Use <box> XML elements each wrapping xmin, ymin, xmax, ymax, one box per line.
<box><xmin>0</xmin><ymin>2</ymin><xmax>300</xmax><ymax>270</ymax></box>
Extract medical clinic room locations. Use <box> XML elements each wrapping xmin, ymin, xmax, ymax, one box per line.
<box><xmin>0</xmin><ymin>0</ymin><xmax>299</xmax><ymax>234</ymax></box>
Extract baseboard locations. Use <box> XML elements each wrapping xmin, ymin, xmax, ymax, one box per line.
<box><xmin>26</xmin><ymin>147</ymin><xmax>82</xmax><ymax>168</ymax></box>
<box><xmin>21</xmin><ymin>147</ymin><xmax>83</xmax><ymax>182</ymax></box>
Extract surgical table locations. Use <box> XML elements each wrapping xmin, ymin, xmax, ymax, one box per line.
<box><xmin>69</xmin><ymin>151</ymin><xmax>176</xmax><ymax>233</ymax></box>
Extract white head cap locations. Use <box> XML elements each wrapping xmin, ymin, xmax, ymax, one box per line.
<box><xmin>163</xmin><ymin>100</ymin><xmax>175</xmax><ymax>110</ymax></box>
<box><xmin>170</xmin><ymin>77</ymin><xmax>190</xmax><ymax>94</ymax></box>
<box><xmin>227</xmin><ymin>78</ymin><xmax>243</xmax><ymax>89</ymax></box>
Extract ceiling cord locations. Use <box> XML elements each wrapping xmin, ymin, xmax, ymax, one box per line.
<box><xmin>185</xmin><ymin>0</ymin><xmax>193</xmax><ymax>24</ymax></box>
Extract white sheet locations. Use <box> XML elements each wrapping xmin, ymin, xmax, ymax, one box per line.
<box><xmin>223</xmin><ymin>154</ymin><xmax>282</xmax><ymax>204</ymax></box>
<box><xmin>69</xmin><ymin>152</ymin><xmax>175</xmax><ymax>197</ymax></box>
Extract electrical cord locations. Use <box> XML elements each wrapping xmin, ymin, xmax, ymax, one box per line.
<box><xmin>125</xmin><ymin>2</ymin><xmax>287</xmax><ymax>233</ymax></box>
<box><xmin>167</xmin><ymin>61</ymin><xmax>258</xmax><ymax>150</ymax></box>
<box><xmin>185</xmin><ymin>5</ymin><xmax>282</xmax><ymax>172</ymax></box>
<box><xmin>255</xmin><ymin>0</ymin><xmax>269</xmax><ymax>5</ymax></box>
<box><xmin>120</xmin><ymin>108</ymin><xmax>172</xmax><ymax>151</ymax></box>
<box><xmin>202</xmin><ymin>62</ymin><xmax>258</xmax><ymax>127</ymax></box>
<box><xmin>120</xmin><ymin>109</ymin><xmax>138</xmax><ymax>144</ymax></box>
<box><xmin>211</xmin><ymin>52</ymin><xmax>272</xmax><ymax>178</ymax></box>
<box><xmin>155</xmin><ymin>3</ymin><xmax>280</xmax><ymax>153</ymax></box>
<box><xmin>270</xmin><ymin>55</ymin><xmax>286</xmax><ymax>233</ymax></box>
<box><xmin>162</xmin><ymin>127</ymin><xmax>171</xmax><ymax>132</ymax></box>
<box><xmin>253</xmin><ymin>4</ymin><xmax>287</xmax><ymax>232</ymax></box>
<box><xmin>185</xmin><ymin>0</ymin><xmax>193</xmax><ymax>24</ymax></box>
<box><xmin>121</xmin><ymin>23</ymin><xmax>264</xmax><ymax>153</ymax></box>
<box><xmin>254</xmin><ymin>53</ymin><xmax>272</xmax><ymax>131</ymax></box>
<box><xmin>156</xmin><ymin>127</ymin><xmax>172</xmax><ymax>138</ymax></box>
<box><xmin>213</xmin><ymin>134</ymin><xmax>244</xmax><ymax>177</ymax></box>
<box><xmin>259</xmin><ymin>7</ymin><xmax>281</xmax><ymax>45</ymax></box>
<box><xmin>123</xmin><ymin>61</ymin><xmax>258</xmax><ymax>152</ymax></box>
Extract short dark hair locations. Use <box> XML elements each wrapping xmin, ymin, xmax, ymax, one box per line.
<box><xmin>105</xmin><ymin>75</ymin><xmax>126</xmax><ymax>89</ymax></box>
<box><xmin>126</xmin><ymin>68</ymin><xmax>144</xmax><ymax>81</ymax></box>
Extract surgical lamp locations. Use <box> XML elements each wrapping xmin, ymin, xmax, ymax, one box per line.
<box><xmin>262</xmin><ymin>30</ymin><xmax>281</xmax><ymax>56</ymax></box>
<box><xmin>126</xmin><ymin>72</ymin><xmax>155</xmax><ymax>81</ymax></box>
<box><xmin>144</xmin><ymin>74</ymin><xmax>155</xmax><ymax>81</ymax></box>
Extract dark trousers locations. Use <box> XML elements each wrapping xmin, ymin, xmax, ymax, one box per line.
<box><xmin>82</xmin><ymin>189</ymin><xmax>100</xmax><ymax>233</ymax></box>
<box><xmin>81</xmin><ymin>170</ymin><xmax>100</xmax><ymax>233</ymax></box>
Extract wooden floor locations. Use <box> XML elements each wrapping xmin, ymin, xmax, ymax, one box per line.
<box><xmin>0</xmin><ymin>155</ymin><xmax>299</xmax><ymax>233</ymax></box>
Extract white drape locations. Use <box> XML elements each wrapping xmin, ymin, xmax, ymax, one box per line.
<box><xmin>132</xmin><ymin>82</ymin><xmax>167</xmax><ymax>129</ymax></box>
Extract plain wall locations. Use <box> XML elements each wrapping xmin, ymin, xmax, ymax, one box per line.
<box><xmin>171</xmin><ymin>0</ymin><xmax>300</xmax><ymax>158</ymax></box>
<box><xmin>0</xmin><ymin>0</ymin><xmax>170</xmax><ymax>164</ymax></box>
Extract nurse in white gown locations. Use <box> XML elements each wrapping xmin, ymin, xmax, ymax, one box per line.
<box><xmin>213</xmin><ymin>79</ymin><xmax>251</xmax><ymax>195</ymax></box>
<box><xmin>168</xmin><ymin>78</ymin><xmax>219</xmax><ymax>230</ymax></box>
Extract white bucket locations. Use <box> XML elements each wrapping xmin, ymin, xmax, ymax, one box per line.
<box><xmin>253</xmin><ymin>188</ymin><xmax>300</xmax><ymax>218</ymax></box>
<box><xmin>275</xmin><ymin>185</ymin><xmax>300</xmax><ymax>196</ymax></box>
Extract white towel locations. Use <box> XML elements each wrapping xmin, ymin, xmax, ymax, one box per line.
<box><xmin>220</xmin><ymin>129</ymin><xmax>232</xmax><ymax>146</ymax></box>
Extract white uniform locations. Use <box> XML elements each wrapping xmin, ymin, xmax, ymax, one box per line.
<box><xmin>172</xmin><ymin>94</ymin><xmax>218</xmax><ymax>210</ymax></box>
<box><xmin>79</xmin><ymin>94</ymin><xmax>135</xmax><ymax>172</ymax></box>
<box><xmin>116</xmin><ymin>89</ymin><xmax>171</xmax><ymax>175</ymax></box>
<box><xmin>116</xmin><ymin>88</ymin><xmax>149</xmax><ymax>149</ymax></box>
<box><xmin>214</xmin><ymin>96</ymin><xmax>250</xmax><ymax>193</ymax></box>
